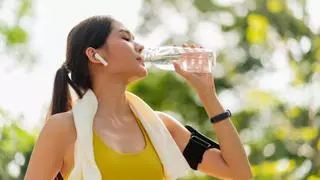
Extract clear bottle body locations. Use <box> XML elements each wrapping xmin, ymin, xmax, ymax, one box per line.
<box><xmin>142</xmin><ymin>46</ymin><xmax>216</xmax><ymax>73</ymax></box>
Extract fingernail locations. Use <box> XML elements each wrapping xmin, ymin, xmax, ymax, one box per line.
<box><xmin>173</xmin><ymin>63</ymin><xmax>178</xmax><ymax>70</ymax></box>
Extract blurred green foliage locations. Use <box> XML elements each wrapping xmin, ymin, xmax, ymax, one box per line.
<box><xmin>0</xmin><ymin>0</ymin><xmax>35</xmax><ymax>179</ymax></box>
<box><xmin>0</xmin><ymin>0</ymin><xmax>36</xmax><ymax>69</ymax></box>
<box><xmin>0</xmin><ymin>109</ymin><xmax>35</xmax><ymax>180</ymax></box>
<box><xmin>0</xmin><ymin>0</ymin><xmax>319</xmax><ymax>179</ymax></box>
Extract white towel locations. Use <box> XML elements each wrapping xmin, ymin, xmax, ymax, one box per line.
<box><xmin>68</xmin><ymin>89</ymin><xmax>191</xmax><ymax>180</ymax></box>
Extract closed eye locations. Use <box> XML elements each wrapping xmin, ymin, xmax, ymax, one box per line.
<box><xmin>122</xmin><ymin>37</ymin><xmax>131</xmax><ymax>41</ymax></box>
<box><xmin>119</xmin><ymin>29</ymin><xmax>135</xmax><ymax>41</ymax></box>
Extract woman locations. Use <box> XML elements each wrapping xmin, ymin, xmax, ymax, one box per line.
<box><xmin>25</xmin><ymin>15</ymin><xmax>252</xmax><ymax>180</ymax></box>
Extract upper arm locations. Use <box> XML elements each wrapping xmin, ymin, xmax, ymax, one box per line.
<box><xmin>24</xmin><ymin>112</ymin><xmax>76</xmax><ymax>180</ymax></box>
<box><xmin>156</xmin><ymin>111</ymin><xmax>232</xmax><ymax>179</ymax></box>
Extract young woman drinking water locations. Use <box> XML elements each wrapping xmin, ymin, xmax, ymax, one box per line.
<box><xmin>25</xmin><ymin>15</ymin><xmax>252</xmax><ymax>180</ymax></box>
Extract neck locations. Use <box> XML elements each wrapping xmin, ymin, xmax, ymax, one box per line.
<box><xmin>91</xmin><ymin>75</ymin><xmax>132</xmax><ymax>119</ymax></box>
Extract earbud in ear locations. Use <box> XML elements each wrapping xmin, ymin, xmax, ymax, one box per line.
<box><xmin>94</xmin><ymin>53</ymin><xmax>108</xmax><ymax>66</ymax></box>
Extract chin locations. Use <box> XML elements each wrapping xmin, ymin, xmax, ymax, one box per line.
<box><xmin>140</xmin><ymin>67</ymin><xmax>148</xmax><ymax>77</ymax></box>
<box><xmin>136</xmin><ymin>65</ymin><xmax>148</xmax><ymax>77</ymax></box>
<box><xmin>127</xmin><ymin>69</ymin><xmax>148</xmax><ymax>83</ymax></box>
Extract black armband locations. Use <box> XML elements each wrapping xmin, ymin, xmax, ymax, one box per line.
<box><xmin>183</xmin><ymin>125</ymin><xmax>220</xmax><ymax>170</ymax></box>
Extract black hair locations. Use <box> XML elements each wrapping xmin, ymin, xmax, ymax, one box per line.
<box><xmin>47</xmin><ymin>15</ymin><xmax>114</xmax><ymax>180</ymax></box>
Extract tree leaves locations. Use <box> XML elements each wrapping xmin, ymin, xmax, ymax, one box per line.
<box><xmin>17</xmin><ymin>0</ymin><xmax>32</xmax><ymax>18</ymax></box>
<box><xmin>0</xmin><ymin>124</ymin><xmax>35</xmax><ymax>180</ymax></box>
<box><xmin>246</xmin><ymin>14</ymin><xmax>269</xmax><ymax>44</ymax></box>
<box><xmin>3</xmin><ymin>26</ymin><xmax>28</xmax><ymax>45</ymax></box>
<box><xmin>0</xmin><ymin>0</ymin><xmax>35</xmax><ymax>69</ymax></box>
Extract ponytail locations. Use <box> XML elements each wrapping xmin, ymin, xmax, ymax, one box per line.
<box><xmin>49</xmin><ymin>66</ymin><xmax>72</xmax><ymax>116</ymax></box>
<box><xmin>48</xmin><ymin>64</ymin><xmax>84</xmax><ymax>117</ymax></box>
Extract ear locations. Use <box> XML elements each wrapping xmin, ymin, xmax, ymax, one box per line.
<box><xmin>85</xmin><ymin>47</ymin><xmax>108</xmax><ymax>66</ymax></box>
<box><xmin>85</xmin><ymin>47</ymin><xmax>99</xmax><ymax>64</ymax></box>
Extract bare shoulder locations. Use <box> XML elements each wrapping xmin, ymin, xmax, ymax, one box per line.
<box><xmin>43</xmin><ymin>111</ymin><xmax>76</xmax><ymax>145</ymax></box>
<box><xmin>155</xmin><ymin>111</ymin><xmax>190</xmax><ymax>138</ymax></box>
<box><xmin>24</xmin><ymin>111</ymin><xmax>76</xmax><ymax>179</ymax></box>
<box><xmin>155</xmin><ymin>111</ymin><xmax>175</xmax><ymax>130</ymax></box>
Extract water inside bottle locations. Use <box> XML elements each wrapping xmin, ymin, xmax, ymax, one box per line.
<box><xmin>144</xmin><ymin>55</ymin><xmax>177</xmax><ymax>71</ymax></box>
<box><xmin>148</xmin><ymin>63</ymin><xmax>175</xmax><ymax>71</ymax></box>
<box><xmin>145</xmin><ymin>51</ymin><xmax>215</xmax><ymax>73</ymax></box>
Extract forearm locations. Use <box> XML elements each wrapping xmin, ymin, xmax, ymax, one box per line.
<box><xmin>199</xmin><ymin>93</ymin><xmax>252</xmax><ymax>179</ymax></box>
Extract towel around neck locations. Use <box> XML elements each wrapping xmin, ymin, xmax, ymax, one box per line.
<box><xmin>67</xmin><ymin>89</ymin><xmax>191</xmax><ymax>180</ymax></box>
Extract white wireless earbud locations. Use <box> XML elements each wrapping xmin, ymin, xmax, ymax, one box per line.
<box><xmin>94</xmin><ymin>53</ymin><xmax>108</xmax><ymax>66</ymax></box>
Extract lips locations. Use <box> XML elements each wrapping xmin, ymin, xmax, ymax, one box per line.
<box><xmin>136</xmin><ymin>55</ymin><xmax>145</xmax><ymax>65</ymax></box>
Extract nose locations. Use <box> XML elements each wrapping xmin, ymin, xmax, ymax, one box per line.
<box><xmin>135</xmin><ymin>42</ymin><xmax>144</xmax><ymax>54</ymax></box>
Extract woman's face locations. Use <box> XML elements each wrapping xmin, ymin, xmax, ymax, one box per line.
<box><xmin>96</xmin><ymin>21</ymin><xmax>147</xmax><ymax>82</ymax></box>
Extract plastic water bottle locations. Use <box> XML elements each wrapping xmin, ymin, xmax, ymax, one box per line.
<box><xmin>142</xmin><ymin>46</ymin><xmax>216</xmax><ymax>73</ymax></box>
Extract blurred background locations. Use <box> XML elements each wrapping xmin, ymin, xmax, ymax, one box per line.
<box><xmin>0</xmin><ymin>0</ymin><xmax>319</xmax><ymax>179</ymax></box>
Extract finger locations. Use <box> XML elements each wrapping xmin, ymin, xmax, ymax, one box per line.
<box><xmin>173</xmin><ymin>61</ymin><xmax>191</xmax><ymax>80</ymax></box>
<box><xmin>173</xmin><ymin>61</ymin><xmax>182</xmax><ymax>73</ymax></box>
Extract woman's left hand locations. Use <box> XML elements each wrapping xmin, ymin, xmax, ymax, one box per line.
<box><xmin>173</xmin><ymin>44</ymin><xmax>216</xmax><ymax>97</ymax></box>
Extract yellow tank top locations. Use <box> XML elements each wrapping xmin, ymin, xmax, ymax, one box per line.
<box><xmin>64</xmin><ymin>117</ymin><xmax>165</xmax><ymax>180</ymax></box>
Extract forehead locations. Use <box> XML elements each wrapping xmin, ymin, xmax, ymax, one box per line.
<box><xmin>109</xmin><ymin>21</ymin><xmax>135</xmax><ymax>40</ymax></box>
<box><xmin>111</xmin><ymin>21</ymin><xmax>128</xmax><ymax>32</ymax></box>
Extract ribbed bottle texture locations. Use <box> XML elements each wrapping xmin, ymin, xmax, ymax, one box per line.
<box><xmin>142</xmin><ymin>46</ymin><xmax>216</xmax><ymax>73</ymax></box>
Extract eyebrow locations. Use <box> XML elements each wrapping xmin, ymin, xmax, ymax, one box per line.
<box><xmin>119</xmin><ymin>29</ymin><xmax>135</xmax><ymax>40</ymax></box>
